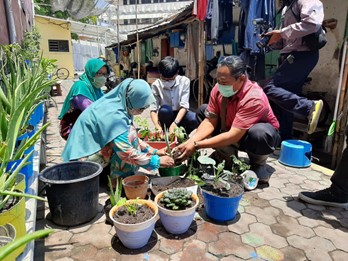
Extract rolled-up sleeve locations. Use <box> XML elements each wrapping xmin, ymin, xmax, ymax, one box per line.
<box><xmin>179</xmin><ymin>78</ymin><xmax>190</xmax><ymax>110</ymax></box>
<box><xmin>150</xmin><ymin>80</ymin><xmax>161</xmax><ymax>111</ymax></box>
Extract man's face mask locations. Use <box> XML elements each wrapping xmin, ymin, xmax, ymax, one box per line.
<box><xmin>93</xmin><ymin>76</ymin><xmax>106</xmax><ymax>88</ymax></box>
<box><xmin>162</xmin><ymin>80</ymin><xmax>176</xmax><ymax>89</ymax></box>
<box><xmin>218</xmin><ymin>83</ymin><xmax>238</xmax><ymax>97</ymax></box>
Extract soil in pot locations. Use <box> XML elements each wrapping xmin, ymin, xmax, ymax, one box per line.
<box><xmin>201</xmin><ymin>180</ymin><xmax>244</xmax><ymax>197</ymax></box>
<box><xmin>151</xmin><ymin>177</ymin><xmax>196</xmax><ymax>195</ymax></box>
<box><xmin>112</xmin><ymin>204</ymin><xmax>154</xmax><ymax>224</ymax></box>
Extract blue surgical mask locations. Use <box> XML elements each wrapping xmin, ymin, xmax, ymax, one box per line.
<box><xmin>93</xmin><ymin>76</ymin><xmax>106</xmax><ymax>88</ymax></box>
<box><xmin>218</xmin><ymin>83</ymin><xmax>237</xmax><ymax>97</ymax></box>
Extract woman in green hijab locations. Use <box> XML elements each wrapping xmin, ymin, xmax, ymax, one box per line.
<box><xmin>58</xmin><ymin>58</ymin><xmax>109</xmax><ymax>140</ymax></box>
<box><xmin>62</xmin><ymin>78</ymin><xmax>174</xmax><ymax>178</ymax></box>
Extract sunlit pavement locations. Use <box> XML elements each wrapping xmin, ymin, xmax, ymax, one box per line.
<box><xmin>34</xmin><ymin>79</ymin><xmax>348</xmax><ymax>261</ymax></box>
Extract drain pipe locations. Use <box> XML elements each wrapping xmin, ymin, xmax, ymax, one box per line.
<box><xmin>4</xmin><ymin>0</ymin><xmax>17</xmax><ymax>43</ymax></box>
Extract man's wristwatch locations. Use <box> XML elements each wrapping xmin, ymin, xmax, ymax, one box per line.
<box><xmin>174</xmin><ymin>120</ymin><xmax>179</xmax><ymax>126</ymax></box>
<box><xmin>193</xmin><ymin>141</ymin><xmax>199</xmax><ymax>150</ymax></box>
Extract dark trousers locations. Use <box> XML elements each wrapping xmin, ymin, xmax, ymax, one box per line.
<box><xmin>158</xmin><ymin>105</ymin><xmax>198</xmax><ymax>134</ymax></box>
<box><xmin>263</xmin><ymin>51</ymin><xmax>319</xmax><ymax>140</ymax></box>
<box><xmin>196</xmin><ymin>104</ymin><xmax>280</xmax><ymax>155</ymax></box>
<box><xmin>331</xmin><ymin>127</ymin><xmax>348</xmax><ymax>199</ymax></box>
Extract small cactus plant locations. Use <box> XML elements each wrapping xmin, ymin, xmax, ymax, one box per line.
<box><xmin>160</xmin><ymin>188</ymin><xmax>193</xmax><ymax>210</ymax></box>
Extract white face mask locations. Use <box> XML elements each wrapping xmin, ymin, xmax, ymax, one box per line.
<box><xmin>162</xmin><ymin>80</ymin><xmax>176</xmax><ymax>89</ymax></box>
<box><xmin>93</xmin><ymin>76</ymin><xmax>106</xmax><ymax>88</ymax></box>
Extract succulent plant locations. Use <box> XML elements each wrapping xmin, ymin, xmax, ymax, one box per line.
<box><xmin>160</xmin><ymin>188</ymin><xmax>193</xmax><ymax>210</ymax></box>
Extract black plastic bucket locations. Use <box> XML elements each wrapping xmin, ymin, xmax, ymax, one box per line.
<box><xmin>39</xmin><ymin>161</ymin><xmax>102</xmax><ymax>226</ymax></box>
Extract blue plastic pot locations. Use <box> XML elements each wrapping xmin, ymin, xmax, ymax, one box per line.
<box><xmin>201</xmin><ymin>189</ymin><xmax>243</xmax><ymax>222</ymax></box>
<box><xmin>7</xmin><ymin>147</ymin><xmax>34</xmax><ymax>193</ymax></box>
<box><xmin>155</xmin><ymin>191</ymin><xmax>199</xmax><ymax>234</ymax></box>
<box><xmin>28</xmin><ymin>103</ymin><xmax>44</xmax><ymax>126</ymax></box>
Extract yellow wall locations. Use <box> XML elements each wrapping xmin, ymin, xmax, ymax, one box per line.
<box><xmin>35</xmin><ymin>16</ymin><xmax>74</xmax><ymax>79</ymax></box>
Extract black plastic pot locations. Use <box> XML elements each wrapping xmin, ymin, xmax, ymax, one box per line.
<box><xmin>39</xmin><ymin>161</ymin><xmax>102</xmax><ymax>226</ymax></box>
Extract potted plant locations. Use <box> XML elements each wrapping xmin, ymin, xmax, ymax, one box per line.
<box><xmin>158</xmin><ymin>126</ymin><xmax>185</xmax><ymax>176</ymax></box>
<box><xmin>231</xmin><ymin>155</ymin><xmax>258</xmax><ymax>191</ymax></box>
<box><xmin>154</xmin><ymin>188</ymin><xmax>199</xmax><ymax>234</ymax></box>
<box><xmin>122</xmin><ymin>175</ymin><xmax>149</xmax><ymax>199</ymax></box>
<box><xmin>109</xmin><ymin>198</ymin><xmax>158</xmax><ymax>249</ymax></box>
<box><xmin>104</xmin><ymin>176</ymin><xmax>126</xmax><ymax>225</ymax></box>
<box><xmin>134</xmin><ymin>117</ymin><xmax>177</xmax><ymax>150</ymax></box>
<box><xmin>198</xmin><ymin>156</ymin><xmax>244</xmax><ymax>222</ymax></box>
<box><xmin>0</xmin><ymin>228</ymin><xmax>53</xmax><ymax>261</ymax></box>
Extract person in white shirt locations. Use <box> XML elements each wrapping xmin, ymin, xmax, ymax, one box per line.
<box><xmin>150</xmin><ymin>56</ymin><xmax>198</xmax><ymax>134</ymax></box>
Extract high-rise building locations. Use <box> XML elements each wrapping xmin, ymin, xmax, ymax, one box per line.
<box><xmin>100</xmin><ymin>0</ymin><xmax>192</xmax><ymax>38</ymax></box>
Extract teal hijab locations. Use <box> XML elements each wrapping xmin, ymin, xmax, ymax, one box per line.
<box><xmin>58</xmin><ymin>58</ymin><xmax>108</xmax><ymax>119</ymax></box>
<box><xmin>61</xmin><ymin>78</ymin><xmax>156</xmax><ymax>161</ymax></box>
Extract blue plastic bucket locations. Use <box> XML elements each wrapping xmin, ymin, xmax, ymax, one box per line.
<box><xmin>279</xmin><ymin>139</ymin><xmax>312</xmax><ymax>168</ymax></box>
<box><xmin>201</xmin><ymin>189</ymin><xmax>243</xmax><ymax>222</ymax></box>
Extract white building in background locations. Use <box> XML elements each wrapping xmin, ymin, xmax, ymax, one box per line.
<box><xmin>101</xmin><ymin>0</ymin><xmax>192</xmax><ymax>38</ymax></box>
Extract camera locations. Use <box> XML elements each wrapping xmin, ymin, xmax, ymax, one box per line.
<box><xmin>252</xmin><ymin>18</ymin><xmax>273</xmax><ymax>52</ymax></box>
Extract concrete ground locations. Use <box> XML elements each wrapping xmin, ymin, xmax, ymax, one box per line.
<box><xmin>34</xmin><ymin>80</ymin><xmax>348</xmax><ymax>261</ymax></box>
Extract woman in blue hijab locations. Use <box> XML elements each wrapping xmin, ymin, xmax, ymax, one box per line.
<box><xmin>62</xmin><ymin>78</ymin><xmax>174</xmax><ymax>178</ymax></box>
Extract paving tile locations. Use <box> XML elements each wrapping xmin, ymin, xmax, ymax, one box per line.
<box><xmin>287</xmin><ymin>234</ymin><xmax>335</xmax><ymax>253</ymax></box>
<box><xmin>46</xmin><ymin>230</ymin><xmax>73</xmax><ymax>246</ymax></box>
<box><xmin>70</xmin><ymin>244</ymin><xmax>98</xmax><ymax>260</ymax></box>
<box><xmin>242</xmin><ymin>223</ymin><xmax>288</xmax><ymax>249</ymax></box>
<box><xmin>196</xmin><ymin>221</ymin><xmax>227</xmax><ymax>242</ymax></box>
<box><xmin>55</xmin><ymin>258</ymin><xmax>74</xmax><ymax>261</ymax></box>
<box><xmin>270</xmin><ymin>215</ymin><xmax>315</xmax><ymax>238</ymax></box>
<box><xmin>268</xmin><ymin>177</ymin><xmax>289</xmax><ymax>189</ymax></box>
<box><xmin>257</xmin><ymin>187</ymin><xmax>286</xmax><ymax>201</ymax></box>
<box><xmin>88</xmin><ymin>248</ymin><xmax>120</xmax><ymax>260</ymax></box>
<box><xmin>256</xmin><ymin>245</ymin><xmax>284</xmax><ymax>261</ymax></box>
<box><xmin>158</xmin><ymin>237</ymin><xmax>184</xmax><ymax>254</ymax></box>
<box><xmin>279</xmin><ymin>184</ymin><xmax>303</xmax><ymax>197</ymax></box>
<box><xmin>300</xmin><ymin>208</ymin><xmax>340</xmax><ymax>229</ymax></box>
<box><xmin>228</xmin><ymin>213</ymin><xmax>257</xmax><ymax>234</ymax></box>
<box><xmin>305</xmin><ymin>249</ymin><xmax>333</xmax><ymax>261</ymax></box>
<box><xmin>171</xmin><ymin>240</ymin><xmax>218</xmax><ymax>261</ymax></box>
<box><xmin>269</xmin><ymin>199</ymin><xmax>303</xmax><ymax>218</ymax></box>
<box><xmin>244</xmin><ymin>206</ymin><xmax>280</xmax><ymax>225</ymax></box>
<box><xmin>243</xmin><ymin>192</ymin><xmax>271</xmax><ymax>208</ymax></box>
<box><xmin>287</xmin><ymin>174</ymin><xmax>307</xmax><ymax>185</ymax></box>
<box><xmin>209</xmin><ymin>232</ymin><xmax>255</xmax><ymax>259</ymax></box>
<box><xmin>314</xmin><ymin>226</ymin><xmax>348</xmax><ymax>252</ymax></box>
<box><xmin>220</xmin><ymin>255</ymin><xmax>245</xmax><ymax>260</ymax></box>
<box><xmin>279</xmin><ymin>246</ymin><xmax>307</xmax><ymax>261</ymax></box>
<box><xmin>330</xmin><ymin>250</ymin><xmax>348</xmax><ymax>260</ymax></box>
<box><xmin>71</xmin><ymin>222</ymin><xmax>114</xmax><ymax>249</ymax></box>
<box><xmin>44</xmin><ymin>243</ymin><xmax>74</xmax><ymax>260</ymax></box>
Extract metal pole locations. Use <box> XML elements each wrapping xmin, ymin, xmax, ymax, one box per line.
<box><xmin>136</xmin><ymin>0</ymin><xmax>140</xmax><ymax>79</ymax></box>
<box><xmin>117</xmin><ymin>0</ymin><xmax>120</xmax><ymax>63</ymax></box>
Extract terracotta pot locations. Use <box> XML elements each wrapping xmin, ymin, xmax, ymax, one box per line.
<box><xmin>122</xmin><ymin>175</ymin><xmax>149</xmax><ymax>199</ymax></box>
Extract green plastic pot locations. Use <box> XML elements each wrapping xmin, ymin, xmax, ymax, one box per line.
<box><xmin>159</xmin><ymin>164</ymin><xmax>185</xmax><ymax>177</ymax></box>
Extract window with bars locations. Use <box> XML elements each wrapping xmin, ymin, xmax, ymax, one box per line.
<box><xmin>48</xmin><ymin>40</ymin><xmax>69</xmax><ymax>52</ymax></box>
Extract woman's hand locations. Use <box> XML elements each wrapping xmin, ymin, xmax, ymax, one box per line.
<box><xmin>160</xmin><ymin>155</ymin><xmax>174</xmax><ymax>167</ymax></box>
<box><xmin>156</xmin><ymin>147</ymin><xmax>168</xmax><ymax>156</ymax></box>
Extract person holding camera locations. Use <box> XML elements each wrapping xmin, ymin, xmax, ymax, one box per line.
<box><xmin>298</xmin><ymin>126</ymin><xmax>348</xmax><ymax>209</ymax></box>
<box><xmin>262</xmin><ymin>0</ymin><xmax>325</xmax><ymax>141</ymax></box>
<box><xmin>150</xmin><ymin>56</ymin><xmax>198</xmax><ymax>134</ymax></box>
<box><xmin>174</xmin><ymin>56</ymin><xmax>280</xmax><ymax>183</ymax></box>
